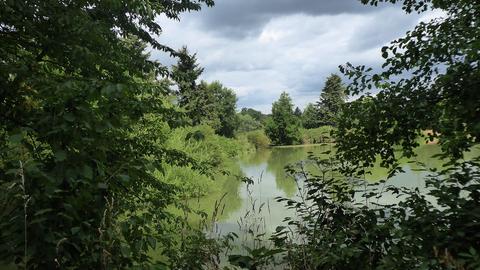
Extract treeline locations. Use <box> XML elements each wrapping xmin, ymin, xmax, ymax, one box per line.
<box><xmin>262</xmin><ymin>74</ymin><xmax>346</xmax><ymax>145</ymax></box>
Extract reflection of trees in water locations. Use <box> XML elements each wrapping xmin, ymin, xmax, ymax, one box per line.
<box><xmin>242</xmin><ymin>144</ymin><xmax>480</xmax><ymax>197</ymax></box>
<box><xmin>266</xmin><ymin>146</ymin><xmax>328</xmax><ymax>197</ymax></box>
<box><xmin>192</xmin><ymin>160</ymin><xmax>244</xmax><ymax>222</ymax></box>
<box><xmin>366</xmin><ymin>144</ymin><xmax>479</xmax><ymax>181</ymax></box>
<box><xmin>241</xmin><ymin>149</ymin><xmax>271</xmax><ymax>166</ymax></box>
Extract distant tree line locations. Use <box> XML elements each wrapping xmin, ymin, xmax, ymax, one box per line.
<box><xmin>265</xmin><ymin>74</ymin><xmax>347</xmax><ymax>145</ymax></box>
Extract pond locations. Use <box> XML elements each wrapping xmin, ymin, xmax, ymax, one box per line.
<box><xmin>201</xmin><ymin>144</ymin><xmax>479</xmax><ymax>238</ymax></box>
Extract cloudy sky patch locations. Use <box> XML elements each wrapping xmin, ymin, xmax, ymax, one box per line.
<box><xmin>152</xmin><ymin>0</ymin><xmax>433</xmax><ymax>113</ymax></box>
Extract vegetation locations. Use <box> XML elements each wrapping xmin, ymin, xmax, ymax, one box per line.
<box><xmin>315</xmin><ymin>74</ymin><xmax>347</xmax><ymax>127</ymax></box>
<box><xmin>1</xmin><ymin>0</ymin><xmax>478</xmax><ymax>269</ymax></box>
<box><xmin>225</xmin><ymin>0</ymin><xmax>480</xmax><ymax>269</ymax></box>
<box><xmin>172</xmin><ymin>50</ymin><xmax>238</xmax><ymax>137</ymax></box>
<box><xmin>301</xmin><ymin>103</ymin><xmax>318</xmax><ymax>129</ymax></box>
<box><xmin>239</xmin><ymin>130</ymin><xmax>271</xmax><ymax>150</ymax></box>
<box><xmin>265</xmin><ymin>92</ymin><xmax>302</xmax><ymax>146</ymax></box>
<box><xmin>300</xmin><ymin>126</ymin><xmax>334</xmax><ymax>144</ymax></box>
<box><xmin>337</xmin><ymin>0</ymin><xmax>479</xmax><ymax>169</ymax></box>
<box><xmin>239</xmin><ymin>108</ymin><xmax>268</xmax><ymax>124</ymax></box>
<box><xmin>0</xmin><ymin>0</ymin><xmax>242</xmax><ymax>269</ymax></box>
<box><xmin>236</xmin><ymin>114</ymin><xmax>264</xmax><ymax>133</ymax></box>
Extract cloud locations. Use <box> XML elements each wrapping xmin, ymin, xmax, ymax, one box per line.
<box><xmin>186</xmin><ymin>0</ymin><xmax>386</xmax><ymax>39</ymax></box>
<box><xmin>152</xmin><ymin>1</ymin><xmax>428</xmax><ymax>113</ymax></box>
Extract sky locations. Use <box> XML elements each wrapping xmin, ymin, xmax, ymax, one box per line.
<box><xmin>151</xmin><ymin>0</ymin><xmax>439</xmax><ymax>113</ymax></box>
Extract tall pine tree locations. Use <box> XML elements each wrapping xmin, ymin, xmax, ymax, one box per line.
<box><xmin>171</xmin><ymin>46</ymin><xmax>204</xmax><ymax>107</ymax></box>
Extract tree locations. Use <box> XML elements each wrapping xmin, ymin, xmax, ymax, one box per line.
<box><xmin>187</xmin><ymin>80</ymin><xmax>218</xmax><ymax>126</ymax></box>
<box><xmin>0</xmin><ymin>0</ymin><xmax>214</xmax><ymax>268</ymax></box>
<box><xmin>237</xmin><ymin>114</ymin><xmax>263</xmax><ymax>133</ymax></box>
<box><xmin>265</xmin><ymin>92</ymin><xmax>301</xmax><ymax>145</ymax></box>
<box><xmin>302</xmin><ymin>103</ymin><xmax>319</xmax><ymax>129</ymax></box>
<box><xmin>171</xmin><ymin>46</ymin><xmax>207</xmax><ymax>125</ymax></box>
<box><xmin>171</xmin><ymin>46</ymin><xmax>204</xmax><ymax>107</ymax></box>
<box><xmin>337</xmin><ymin>0</ymin><xmax>480</xmax><ymax>170</ymax></box>
<box><xmin>240</xmin><ymin>108</ymin><xmax>266</xmax><ymax>123</ymax></box>
<box><xmin>209</xmin><ymin>81</ymin><xmax>238</xmax><ymax>138</ymax></box>
<box><xmin>294</xmin><ymin>107</ymin><xmax>302</xmax><ymax>118</ymax></box>
<box><xmin>316</xmin><ymin>74</ymin><xmax>346</xmax><ymax>126</ymax></box>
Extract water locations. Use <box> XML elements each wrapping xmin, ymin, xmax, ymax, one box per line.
<box><xmin>204</xmin><ymin>144</ymin><xmax>479</xmax><ymax>237</ymax></box>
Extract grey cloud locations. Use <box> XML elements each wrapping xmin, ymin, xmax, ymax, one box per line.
<box><xmin>188</xmin><ymin>0</ymin><xmax>385</xmax><ymax>38</ymax></box>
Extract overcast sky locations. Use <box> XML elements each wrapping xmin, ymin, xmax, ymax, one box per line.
<box><xmin>152</xmin><ymin>0</ymin><xmax>439</xmax><ymax>113</ymax></box>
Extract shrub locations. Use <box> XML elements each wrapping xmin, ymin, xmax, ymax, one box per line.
<box><xmin>242</xmin><ymin>130</ymin><xmax>271</xmax><ymax>149</ymax></box>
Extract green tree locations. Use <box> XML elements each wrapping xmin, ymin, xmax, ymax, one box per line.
<box><xmin>171</xmin><ymin>46</ymin><xmax>204</xmax><ymax>108</ymax></box>
<box><xmin>237</xmin><ymin>114</ymin><xmax>263</xmax><ymax>133</ymax></box>
<box><xmin>265</xmin><ymin>92</ymin><xmax>301</xmax><ymax>145</ymax></box>
<box><xmin>337</xmin><ymin>0</ymin><xmax>480</xmax><ymax>170</ymax></box>
<box><xmin>302</xmin><ymin>103</ymin><xmax>319</xmax><ymax>129</ymax></box>
<box><xmin>187</xmin><ymin>80</ymin><xmax>218</xmax><ymax>126</ymax></box>
<box><xmin>294</xmin><ymin>107</ymin><xmax>302</xmax><ymax>118</ymax></box>
<box><xmin>209</xmin><ymin>81</ymin><xmax>238</xmax><ymax>138</ymax></box>
<box><xmin>316</xmin><ymin>74</ymin><xmax>346</xmax><ymax>127</ymax></box>
<box><xmin>240</xmin><ymin>108</ymin><xmax>266</xmax><ymax>123</ymax></box>
<box><xmin>0</xmin><ymin>0</ymin><xmax>214</xmax><ymax>268</ymax></box>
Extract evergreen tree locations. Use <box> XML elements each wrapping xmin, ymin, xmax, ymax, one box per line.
<box><xmin>265</xmin><ymin>92</ymin><xmax>301</xmax><ymax>145</ymax></box>
<box><xmin>302</xmin><ymin>103</ymin><xmax>319</xmax><ymax>129</ymax></box>
<box><xmin>171</xmin><ymin>46</ymin><xmax>204</xmax><ymax>107</ymax></box>
<box><xmin>316</xmin><ymin>74</ymin><xmax>346</xmax><ymax>126</ymax></box>
<box><xmin>294</xmin><ymin>107</ymin><xmax>302</xmax><ymax>118</ymax></box>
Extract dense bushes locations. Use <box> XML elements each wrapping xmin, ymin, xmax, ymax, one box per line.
<box><xmin>239</xmin><ymin>130</ymin><xmax>271</xmax><ymax>150</ymax></box>
<box><xmin>162</xmin><ymin>125</ymin><xmax>251</xmax><ymax>197</ymax></box>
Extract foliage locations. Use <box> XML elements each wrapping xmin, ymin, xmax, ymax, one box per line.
<box><xmin>172</xmin><ymin>50</ymin><xmax>238</xmax><ymax>137</ymax></box>
<box><xmin>338</xmin><ymin>0</ymin><xmax>480</xmax><ymax>170</ymax></box>
<box><xmin>266</xmin><ymin>154</ymin><xmax>480</xmax><ymax>270</ymax></box>
<box><xmin>161</xmin><ymin>125</ymin><xmax>249</xmax><ymax>197</ymax></box>
<box><xmin>239</xmin><ymin>130</ymin><xmax>271</xmax><ymax>150</ymax></box>
<box><xmin>301</xmin><ymin>103</ymin><xmax>319</xmax><ymax>129</ymax></box>
<box><xmin>171</xmin><ymin>51</ymin><xmax>239</xmax><ymax>137</ymax></box>
<box><xmin>300</xmin><ymin>127</ymin><xmax>334</xmax><ymax>144</ymax></box>
<box><xmin>265</xmin><ymin>92</ymin><xmax>302</xmax><ymax>146</ymax></box>
<box><xmin>315</xmin><ymin>74</ymin><xmax>346</xmax><ymax>127</ymax></box>
<box><xmin>240</xmin><ymin>108</ymin><xmax>267</xmax><ymax>124</ymax></box>
<box><xmin>0</xmin><ymin>0</ymin><xmax>215</xmax><ymax>268</ymax></box>
<box><xmin>237</xmin><ymin>114</ymin><xmax>264</xmax><ymax>133</ymax></box>
<box><xmin>171</xmin><ymin>46</ymin><xmax>204</xmax><ymax>109</ymax></box>
<box><xmin>208</xmin><ymin>81</ymin><xmax>238</xmax><ymax>138</ymax></box>
<box><xmin>293</xmin><ymin>107</ymin><xmax>302</xmax><ymax>118</ymax></box>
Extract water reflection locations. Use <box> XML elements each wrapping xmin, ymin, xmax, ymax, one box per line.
<box><xmin>206</xmin><ymin>144</ymin><xmax>478</xmax><ymax>234</ymax></box>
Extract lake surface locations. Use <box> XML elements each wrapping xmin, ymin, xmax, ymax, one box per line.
<box><xmin>203</xmin><ymin>144</ymin><xmax>479</xmax><ymax>238</ymax></box>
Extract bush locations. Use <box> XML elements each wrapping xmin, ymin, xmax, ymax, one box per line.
<box><xmin>162</xmin><ymin>125</ymin><xmax>250</xmax><ymax>197</ymax></box>
<box><xmin>240</xmin><ymin>130</ymin><xmax>271</xmax><ymax>149</ymax></box>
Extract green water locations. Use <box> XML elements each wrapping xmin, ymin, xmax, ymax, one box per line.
<box><xmin>203</xmin><ymin>144</ymin><xmax>479</xmax><ymax>235</ymax></box>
